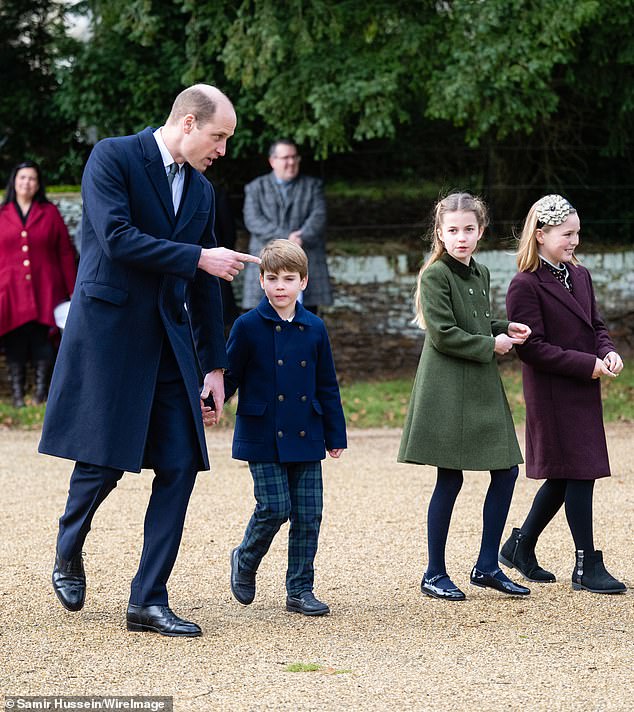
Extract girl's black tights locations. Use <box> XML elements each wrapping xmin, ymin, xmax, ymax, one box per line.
<box><xmin>426</xmin><ymin>466</ymin><xmax>519</xmax><ymax>578</ymax></box>
<box><xmin>521</xmin><ymin>479</ymin><xmax>595</xmax><ymax>551</ymax></box>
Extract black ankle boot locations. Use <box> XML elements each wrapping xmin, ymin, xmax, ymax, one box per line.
<box><xmin>7</xmin><ymin>361</ymin><xmax>26</xmax><ymax>408</ymax></box>
<box><xmin>572</xmin><ymin>550</ymin><xmax>626</xmax><ymax>594</ymax></box>
<box><xmin>33</xmin><ymin>359</ymin><xmax>51</xmax><ymax>404</ymax></box>
<box><xmin>499</xmin><ymin>527</ymin><xmax>556</xmax><ymax>582</ymax></box>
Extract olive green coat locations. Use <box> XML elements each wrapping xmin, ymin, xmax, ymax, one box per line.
<box><xmin>398</xmin><ymin>254</ymin><xmax>523</xmax><ymax>471</ymax></box>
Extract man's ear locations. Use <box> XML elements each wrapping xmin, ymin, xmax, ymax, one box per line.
<box><xmin>300</xmin><ymin>275</ymin><xmax>308</xmax><ymax>291</ymax></box>
<box><xmin>259</xmin><ymin>274</ymin><xmax>265</xmax><ymax>290</ymax></box>
<box><xmin>183</xmin><ymin>114</ymin><xmax>195</xmax><ymax>134</ymax></box>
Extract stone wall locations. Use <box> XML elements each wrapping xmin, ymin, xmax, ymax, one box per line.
<box><xmin>321</xmin><ymin>250</ymin><xmax>634</xmax><ymax>379</ymax></box>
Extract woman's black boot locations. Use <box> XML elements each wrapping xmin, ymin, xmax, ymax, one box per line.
<box><xmin>572</xmin><ymin>550</ymin><xmax>626</xmax><ymax>594</ymax></box>
<box><xmin>33</xmin><ymin>359</ymin><xmax>51</xmax><ymax>404</ymax></box>
<box><xmin>7</xmin><ymin>361</ymin><xmax>26</xmax><ymax>408</ymax></box>
<box><xmin>499</xmin><ymin>527</ymin><xmax>556</xmax><ymax>582</ymax></box>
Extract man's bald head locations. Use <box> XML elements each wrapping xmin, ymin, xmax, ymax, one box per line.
<box><xmin>166</xmin><ymin>84</ymin><xmax>234</xmax><ymax>128</ymax></box>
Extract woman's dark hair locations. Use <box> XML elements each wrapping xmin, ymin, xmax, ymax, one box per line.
<box><xmin>2</xmin><ymin>160</ymin><xmax>49</xmax><ymax>205</ymax></box>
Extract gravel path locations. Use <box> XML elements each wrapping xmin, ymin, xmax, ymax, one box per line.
<box><xmin>2</xmin><ymin>426</ymin><xmax>633</xmax><ymax>711</ymax></box>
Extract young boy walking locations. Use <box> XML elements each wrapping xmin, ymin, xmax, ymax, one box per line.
<box><xmin>223</xmin><ymin>239</ymin><xmax>347</xmax><ymax>615</ymax></box>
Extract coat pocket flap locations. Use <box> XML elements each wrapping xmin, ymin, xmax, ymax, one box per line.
<box><xmin>311</xmin><ymin>399</ymin><xmax>323</xmax><ymax>415</ymax></box>
<box><xmin>81</xmin><ymin>281</ymin><xmax>128</xmax><ymax>305</ymax></box>
<box><xmin>237</xmin><ymin>401</ymin><xmax>268</xmax><ymax>416</ymax></box>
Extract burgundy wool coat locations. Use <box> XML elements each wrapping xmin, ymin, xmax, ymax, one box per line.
<box><xmin>506</xmin><ymin>263</ymin><xmax>615</xmax><ymax>480</ymax></box>
<box><xmin>0</xmin><ymin>201</ymin><xmax>77</xmax><ymax>336</ymax></box>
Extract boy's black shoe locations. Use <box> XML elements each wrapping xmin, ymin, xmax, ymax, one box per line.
<box><xmin>230</xmin><ymin>547</ymin><xmax>256</xmax><ymax>605</ymax></box>
<box><xmin>286</xmin><ymin>591</ymin><xmax>330</xmax><ymax>616</ymax></box>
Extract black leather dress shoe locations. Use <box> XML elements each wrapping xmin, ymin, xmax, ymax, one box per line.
<box><xmin>126</xmin><ymin>604</ymin><xmax>202</xmax><ymax>637</ymax></box>
<box><xmin>286</xmin><ymin>591</ymin><xmax>330</xmax><ymax>616</ymax></box>
<box><xmin>230</xmin><ymin>547</ymin><xmax>256</xmax><ymax>605</ymax></box>
<box><xmin>52</xmin><ymin>551</ymin><xmax>86</xmax><ymax>611</ymax></box>
<box><xmin>470</xmin><ymin>567</ymin><xmax>530</xmax><ymax>596</ymax></box>
<box><xmin>421</xmin><ymin>573</ymin><xmax>466</xmax><ymax>601</ymax></box>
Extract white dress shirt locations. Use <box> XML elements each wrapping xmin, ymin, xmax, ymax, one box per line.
<box><xmin>153</xmin><ymin>127</ymin><xmax>184</xmax><ymax>212</ymax></box>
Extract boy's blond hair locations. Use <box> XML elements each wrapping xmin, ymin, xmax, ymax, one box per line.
<box><xmin>260</xmin><ymin>239</ymin><xmax>308</xmax><ymax>278</ymax></box>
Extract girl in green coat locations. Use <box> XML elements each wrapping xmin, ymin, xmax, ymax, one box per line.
<box><xmin>398</xmin><ymin>192</ymin><xmax>531</xmax><ymax>601</ymax></box>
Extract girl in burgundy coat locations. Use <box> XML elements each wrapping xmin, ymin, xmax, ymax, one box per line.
<box><xmin>500</xmin><ymin>194</ymin><xmax>626</xmax><ymax>594</ymax></box>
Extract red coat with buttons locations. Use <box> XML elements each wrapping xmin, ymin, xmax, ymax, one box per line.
<box><xmin>0</xmin><ymin>201</ymin><xmax>77</xmax><ymax>335</ymax></box>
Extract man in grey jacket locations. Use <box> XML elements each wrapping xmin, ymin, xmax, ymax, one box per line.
<box><xmin>241</xmin><ymin>139</ymin><xmax>333</xmax><ymax>313</ymax></box>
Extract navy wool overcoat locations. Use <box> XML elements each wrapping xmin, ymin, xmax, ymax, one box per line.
<box><xmin>506</xmin><ymin>263</ymin><xmax>615</xmax><ymax>480</ymax></box>
<box><xmin>39</xmin><ymin>128</ymin><xmax>227</xmax><ymax>472</ymax></box>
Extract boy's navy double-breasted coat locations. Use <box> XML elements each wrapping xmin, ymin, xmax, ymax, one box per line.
<box><xmin>506</xmin><ymin>263</ymin><xmax>614</xmax><ymax>480</ymax></box>
<box><xmin>224</xmin><ymin>298</ymin><xmax>347</xmax><ymax>463</ymax></box>
<box><xmin>39</xmin><ymin>127</ymin><xmax>227</xmax><ymax>472</ymax></box>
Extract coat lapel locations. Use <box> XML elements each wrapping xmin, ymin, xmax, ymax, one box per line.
<box><xmin>3</xmin><ymin>202</ymin><xmax>26</xmax><ymax>229</ymax></box>
<box><xmin>138</xmin><ymin>127</ymin><xmax>175</xmax><ymax>225</ymax></box>
<box><xmin>266</xmin><ymin>172</ymin><xmax>289</xmax><ymax>220</ymax></box>
<box><xmin>536</xmin><ymin>264</ymin><xmax>592</xmax><ymax>327</ymax></box>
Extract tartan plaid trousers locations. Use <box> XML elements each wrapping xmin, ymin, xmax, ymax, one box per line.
<box><xmin>237</xmin><ymin>461</ymin><xmax>323</xmax><ymax>596</ymax></box>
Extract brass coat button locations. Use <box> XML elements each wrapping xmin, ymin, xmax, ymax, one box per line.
<box><xmin>299</xmin><ymin>431</ymin><xmax>306</xmax><ymax>438</ymax></box>
<box><xmin>300</xmin><ymin>395</ymin><xmax>307</xmax><ymax>402</ymax></box>
<box><xmin>275</xmin><ymin>325</ymin><xmax>282</xmax><ymax>332</ymax></box>
<box><xmin>277</xmin><ymin>430</ymin><xmax>283</xmax><ymax>438</ymax></box>
<box><xmin>298</xmin><ymin>325</ymin><xmax>304</xmax><ymax>331</ymax></box>
<box><xmin>277</xmin><ymin>359</ymin><xmax>284</xmax><ymax>366</ymax></box>
<box><xmin>278</xmin><ymin>394</ymin><xmax>285</xmax><ymax>402</ymax></box>
<box><xmin>300</xmin><ymin>360</ymin><xmax>307</xmax><ymax>367</ymax></box>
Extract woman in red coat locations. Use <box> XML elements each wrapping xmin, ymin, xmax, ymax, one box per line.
<box><xmin>0</xmin><ymin>161</ymin><xmax>77</xmax><ymax>406</ymax></box>
<box><xmin>500</xmin><ymin>194</ymin><xmax>625</xmax><ymax>594</ymax></box>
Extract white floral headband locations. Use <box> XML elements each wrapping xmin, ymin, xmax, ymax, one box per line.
<box><xmin>535</xmin><ymin>194</ymin><xmax>575</xmax><ymax>227</ymax></box>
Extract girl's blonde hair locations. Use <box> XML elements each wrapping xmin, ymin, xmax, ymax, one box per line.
<box><xmin>516</xmin><ymin>197</ymin><xmax>579</xmax><ymax>272</ymax></box>
<box><xmin>413</xmin><ymin>192</ymin><xmax>489</xmax><ymax>329</ymax></box>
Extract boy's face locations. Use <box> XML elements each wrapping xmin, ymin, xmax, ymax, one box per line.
<box><xmin>260</xmin><ymin>269</ymin><xmax>308</xmax><ymax>312</ymax></box>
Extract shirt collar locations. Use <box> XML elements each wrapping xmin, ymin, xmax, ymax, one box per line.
<box><xmin>539</xmin><ymin>255</ymin><xmax>566</xmax><ymax>271</ymax></box>
<box><xmin>153</xmin><ymin>127</ymin><xmax>181</xmax><ymax>172</ymax></box>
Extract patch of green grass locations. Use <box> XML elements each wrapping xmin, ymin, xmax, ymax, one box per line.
<box><xmin>284</xmin><ymin>662</ymin><xmax>351</xmax><ymax>674</ymax></box>
<box><xmin>340</xmin><ymin>378</ymin><xmax>413</xmax><ymax>428</ymax></box>
<box><xmin>285</xmin><ymin>662</ymin><xmax>322</xmax><ymax>673</ymax></box>
<box><xmin>0</xmin><ymin>401</ymin><xmax>47</xmax><ymax>429</ymax></box>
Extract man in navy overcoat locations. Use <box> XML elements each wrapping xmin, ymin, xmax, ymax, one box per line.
<box><xmin>40</xmin><ymin>85</ymin><xmax>258</xmax><ymax>637</ymax></box>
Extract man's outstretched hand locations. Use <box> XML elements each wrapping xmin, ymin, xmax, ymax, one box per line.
<box><xmin>198</xmin><ymin>247</ymin><xmax>260</xmax><ymax>281</ymax></box>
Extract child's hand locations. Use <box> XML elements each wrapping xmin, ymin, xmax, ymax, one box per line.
<box><xmin>603</xmin><ymin>351</ymin><xmax>624</xmax><ymax>375</ymax></box>
<box><xmin>508</xmin><ymin>322</ymin><xmax>531</xmax><ymax>343</ymax></box>
<box><xmin>200</xmin><ymin>400</ymin><xmax>218</xmax><ymax>427</ymax></box>
<box><xmin>592</xmin><ymin>358</ymin><xmax>617</xmax><ymax>379</ymax></box>
<box><xmin>494</xmin><ymin>333</ymin><xmax>522</xmax><ymax>355</ymax></box>
<box><xmin>328</xmin><ymin>448</ymin><xmax>344</xmax><ymax>459</ymax></box>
